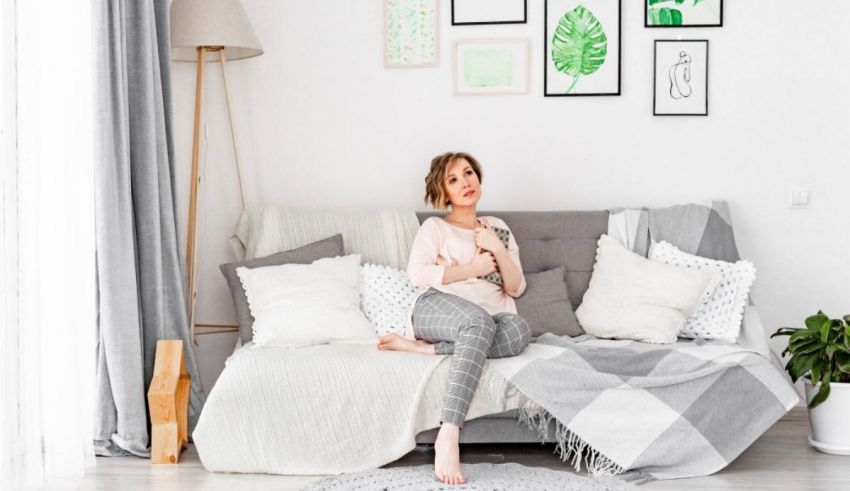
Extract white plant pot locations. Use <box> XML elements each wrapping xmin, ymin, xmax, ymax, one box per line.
<box><xmin>804</xmin><ymin>378</ymin><xmax>850</xmax><ymax>455</ymax></box>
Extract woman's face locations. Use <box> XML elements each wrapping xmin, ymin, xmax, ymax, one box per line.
<box><xmin>443</xmin><ymin>158</ymin><xmax>480</xmax><ymax>208</ymax></box>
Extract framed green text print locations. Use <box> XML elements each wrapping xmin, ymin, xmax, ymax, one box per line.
<box><xmin>454</xmin><ymin>39</ymin><xmax>530</xmax><ymax>95</ymax></box>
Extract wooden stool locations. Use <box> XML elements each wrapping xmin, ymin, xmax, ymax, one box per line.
<box><xmin>147</xmin><ymin>339</ymin><xmax>190</xmax><ymax>464</ymax></box>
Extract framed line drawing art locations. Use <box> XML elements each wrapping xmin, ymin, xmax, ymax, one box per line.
<box><xmin>544</xmin><ymin>0</ymin><xmax>621</xmax><ymax>97</ymax></box>
<box><xmin>645</xmin><ymin>0</ymin><xmax>722</xmax><ymax>28</ymax></box>
<box><xmin>452</xmin><ymin>0</ymin><xmax>527</xmax><ymax>25</ymax></box>
<box><xmin>654</xmin><ymin>40</ymin><xmax>708</xmax><ymax>116</ymax></box>
<box><xmin>384</xmin><ymin>0</ymin><xmax>439</xmax><ymax>67</ymax></box>
<box><xmin>454</xmin><ymin>39</ymin><xmax>530</xmax><ymax>95</ymax></box>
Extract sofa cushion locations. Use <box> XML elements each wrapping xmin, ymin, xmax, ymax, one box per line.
<box><xmin>650</xmin><ymin>241</ymin><xmax>755</xmax><ymax>341</ymax></box>
<box><xmin>575</xmin><ymin>235</ymin><xmax>721</xmax><ymax>344</ymax></box>
<box><xmin>236</xmin><ymin>254</ymin><xmax>376</xmax><ymax>348</ymax></box>
<box><xmin>515</xmin><ymin>266</ymin><xmax>583</xmax><ymax>337</ymax></box>
<box><xmin>220</xmin><ymin>234</ymin><xmax>344</xmax><ymax>343</ymax></box>
<box><xmin>359</xmin><ymin>263</ymin><xmax>424</xmax><ymax>337</ymax></box>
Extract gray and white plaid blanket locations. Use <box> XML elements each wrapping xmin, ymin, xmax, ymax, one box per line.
<box><xmin>497</xmin><ymin>200</ymin><xmax>797</xmax><ymax>480</ymax></box>
<box><xmin>498</xmin><ymin>334</ymin><xmax>798</xmax><ymax>480</ymax></box>
<box><xmin>607</xmin><ymin>200</ymin><xmax>740</xmax><ymax>261</ymax></box>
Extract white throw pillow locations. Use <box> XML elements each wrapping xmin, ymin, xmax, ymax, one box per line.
<box><xmin>236</xmin><ymin>254</ymin><xmax>377</xmax><ymax>348</ymax></box>
<box><xmin>359</xmin><ymin>263</ymin><xmax>424</xmax><ymax>337</ymax></box>
<box><xmin>575</xmin><ymin>235</ymin><xmax>721</xmax><ymax>344</ymax></box>
<box><xmin>649</xmin><ymin>241</ymin><xmax>756</xmax><ymax>342</ymax></box>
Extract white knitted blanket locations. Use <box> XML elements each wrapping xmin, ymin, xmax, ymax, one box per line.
<box><xmin>192</xmin><ymin>343</ymin><xmax>520</xmax><ymax>475</ymax></box>
<box><xmin>230</xmin><ymin>207</ymin><xmax>420</xmax><ymax>269</ymax></box>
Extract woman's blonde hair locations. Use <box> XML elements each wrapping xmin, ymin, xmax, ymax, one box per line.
<box><xmin>423</xmin><ymin>152</ymin><xmax>483</xmax><ymax>211</ymax></box>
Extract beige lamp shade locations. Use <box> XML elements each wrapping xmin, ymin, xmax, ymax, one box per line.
<box><xmin>170</xmin><ymin>0</ymin><xmax>263</xmax><ymax>62</ymax></box>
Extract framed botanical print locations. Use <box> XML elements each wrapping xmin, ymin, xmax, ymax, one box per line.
<box><xmin>645</xmin><ymin>0</ymin><xmax>722</xmax><ymax>28</ymax></box>
<box><xmin>544</xmin><ymin>0</ymin><xmax>621</xmax><ymax>97</ymax></box>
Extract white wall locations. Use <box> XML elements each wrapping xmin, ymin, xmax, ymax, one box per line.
<box><xmin>170</xmin><ymin>0</ymin><xmax>850</xmax><ymax>392</ymax></box>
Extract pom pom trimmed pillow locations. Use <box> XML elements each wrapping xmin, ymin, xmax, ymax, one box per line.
<box><xmin>219</xmin><ymin>234</ymin><xmax>345</xmax><ymax>343</ymax></box>
<box><xmin>650</xmin><ymin>241</ymin><xmax>756</xmax><ymax>342</ymax></box>
<box><xmin>236</xmin><ymin>254</ymin><xmax>376</xmax><ymax>348</ymax></box>
<box><xmin>576</xmin><ymin>235</ymin><xmax>721</xmax><ymax>344</ymax></box>
<box><xmin>359</xmin><ymin>263</ymin><xmax>424</xmax><ymax>337</ymax></box>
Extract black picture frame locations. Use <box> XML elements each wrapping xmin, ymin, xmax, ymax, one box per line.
<box><xmin>544</xmin><ymin>0</ymin><xmax>621</xmax><ymax>97</ymax></box>
<box><xmin>645</xmin><ymin>0</ymin><xmax>723</xmax><ymax>28</ymax></box>
<box><xmin>451</xmin><ymin>0</ymin><xmax>527</xmax><ymax>26</ymax></box>
<box><xmin>653</xmin><ymin>39</ymin><xmax>709</xmax><ymax>116</ymax></box>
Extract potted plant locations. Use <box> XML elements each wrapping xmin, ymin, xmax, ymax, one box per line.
<box><xmin>772</xmin><ymin>311</ymin><xmax>850</xmax><ymax>455</ymax></box>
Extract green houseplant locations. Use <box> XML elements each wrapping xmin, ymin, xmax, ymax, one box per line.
<box><xmin>772</xmin><ymin>311</ymin><xmax>850</xmax><ymax>407</ymax></box>
<box><xmin>772</xmin><ymin>311</ymin><xmax>850</xmax><ymax>455</ymax></box>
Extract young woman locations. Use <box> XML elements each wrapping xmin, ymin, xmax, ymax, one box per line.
<box><xmin>377</xmin><ymin>152</ymin><xmax>530</xmax><ymax>485</ymax></box>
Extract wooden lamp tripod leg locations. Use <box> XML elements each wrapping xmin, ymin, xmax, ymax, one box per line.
<box><xmin>219</xmin><ymin>50</ymin><xmax>248</xmax><ymax>209</ymax></box>
<box><xmin>186</xmin><ymin>46</ymin><xmax>206</xmax><ymax>345</ymax></box>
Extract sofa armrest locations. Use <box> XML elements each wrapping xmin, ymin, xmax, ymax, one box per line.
<box><xmin>738</xmin><ymin>305</ymin><xmax>772</xmax><ymax>360</ymax></box>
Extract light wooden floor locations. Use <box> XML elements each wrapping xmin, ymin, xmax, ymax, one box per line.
<box><xmin>69</xmin><ymin>409</ymin><xmax>849</xmax><ymax>491</ymax></box>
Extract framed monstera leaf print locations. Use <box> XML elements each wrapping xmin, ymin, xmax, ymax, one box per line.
<box><xmin>544</xmin><ymin>0</ymin><xmax>621</xmax><ymax>96</ymax></box>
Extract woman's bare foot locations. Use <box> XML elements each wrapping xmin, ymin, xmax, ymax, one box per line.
<box><xmin>376</xmin><ymin>333</ymin><xmax>435</xmax><ymax>354</ymax></box>
<box><xmin>434</xmin><ymin>423</ymin><xmax>465</xmax><ymax>485</ymax></box>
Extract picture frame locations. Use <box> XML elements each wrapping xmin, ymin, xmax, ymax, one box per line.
<box><xmin>451</xmin><ymin>0</ymin><xmax>527</xmax><ymax>25</ymax></box>
<box><xmin>645</xmin><ymin>0</ymin><xmax>722</xmax><ymax>28</ymax></box>
<box><xmin>384</xmin><ymin>0</ymin><xmax>439</xmax><ymax>68</ymax></box>
<box><xmin>544</xmin><ymin>0</ymin><xmax>621</xmax><ymax>97</ymax></box>
<box><xmin>454</xmin><ymin>38</ymin><xmax>530</xmax><ymax>96</ymax></box>
<box><xmin>653</xmin><ymin>39</ymin><xmax>709</xmax><ymax>116</ymax></box>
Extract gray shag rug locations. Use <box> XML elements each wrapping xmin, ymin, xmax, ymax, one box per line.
<box><xmin>303</xmin><ymin>463</ymin><xmax>636</xmax><ymax>490</ymax></box>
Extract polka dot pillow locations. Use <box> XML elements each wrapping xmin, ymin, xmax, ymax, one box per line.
<box><xmin>359</xmin><ymin>263</ymin><xmax>424</xmax><ymax>337</ymax></box>
<box><xmin>649</xmin><ymin>241</ymin><xmax>756</xmax><ymax>342</ymax></box>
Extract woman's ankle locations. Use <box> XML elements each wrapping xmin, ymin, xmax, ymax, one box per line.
<box><xmin>414</xmin><ymin>339</ymin><xmax>436</xmax><ymax>355</ymax></box>
<box><xmin>437</xmin><ymin>422</ymin><xmax>461</xmax><ymax>439</ymax></box>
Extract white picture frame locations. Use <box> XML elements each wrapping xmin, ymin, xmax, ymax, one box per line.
<box><xmin>454</xmin><ymin>39</ymin><xmax>530</xmax><ymax>96</ymax></box>
<box><xmin>384</xmin><ymin>0</ymin><xmax>439</xmax><ymax>68</ymax></box>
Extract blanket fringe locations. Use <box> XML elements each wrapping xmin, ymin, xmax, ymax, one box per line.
<box><xmin>511</xmin><ymin>390</ymin><xmax>627</xmax><ymax>477</ymax></box>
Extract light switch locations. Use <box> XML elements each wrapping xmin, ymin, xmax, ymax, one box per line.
<box><xmin>790</xmin><ymin>187</ymin><xmax>811</xmax><ymax>208</ymax></box>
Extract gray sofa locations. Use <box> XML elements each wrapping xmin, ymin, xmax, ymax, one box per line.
<box><xmin>414</xmin><ymin>210</ymin><xmax>609</xmax><ymax>444</ymax></box>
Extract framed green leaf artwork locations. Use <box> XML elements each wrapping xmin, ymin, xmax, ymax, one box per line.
<box><xmin>544</xmin><ymin>0</ymin><xmax>621</xmax><ymax>97</ymax></box>
<box><xmin>384</xmin><ymin>0</ymin><xmax>439</xmax><ymax>67</ymax></box>
<box><xmin>653</xmin><ymin>40</ymin><xmax>708</xmax><ymax>116</ymax></box>
<box><xmin>645</xmin><ymin>0</ymin><xmax>722</xmax><ymax>28</ymax></box>
<box><xmin>454</xmin><ymin>39</ymin><xmax>530</xmax><ymax>95</ymax></box>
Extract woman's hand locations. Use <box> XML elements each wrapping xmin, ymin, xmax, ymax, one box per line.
<box><xmin>474</xmin><ymin>223</ymin><xmax>505</xmax><ymax>254</ymax></box>
<box><xmin>468</xmin><ymin>251</ymin><xmax>497</xmax><ymax>277</ymax></box>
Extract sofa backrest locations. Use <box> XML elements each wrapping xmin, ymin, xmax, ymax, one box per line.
<box><xmin>415</xmin><ymin>211</ymin><xmax>608</xmax><ymax>309</ymax></box>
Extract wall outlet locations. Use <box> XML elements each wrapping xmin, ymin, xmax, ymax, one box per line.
<box><xmin>790</xmin><ymin>187</ymin><xmax>811</xmax><ymax>208</ymax></box>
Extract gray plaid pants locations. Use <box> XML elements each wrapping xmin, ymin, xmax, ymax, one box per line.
<box><xmin>412</xmin><ymin>288</ymin><xmax>531</xmax><ymax>428</ymax></box>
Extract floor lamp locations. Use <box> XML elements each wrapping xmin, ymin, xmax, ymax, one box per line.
<box><xmin>170</xmin><ymin>0</ymin><xmax>263</xmax><ymax>344</ymax></box>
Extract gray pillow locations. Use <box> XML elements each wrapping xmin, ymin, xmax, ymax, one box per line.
<box><xmin>219</xmin><ymin>234</ymin><xmax>345</xmax><ymax>343</ymax></box>
<box><xmin>515</xmin><ymin>266</ymin><xmax>583</xmax><ymax>337</ymax></box>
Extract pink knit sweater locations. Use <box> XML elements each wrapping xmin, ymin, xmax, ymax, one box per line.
<box><xmin>403</xmin><ymin>216</ymin><xmax>526</xmax><ymax>339</ymax></box>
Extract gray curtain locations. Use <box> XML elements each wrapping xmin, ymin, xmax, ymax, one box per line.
<box><xmin>93</xmin><ymin>0</ymin><xmax>206</xmax><ymax>457</ymax></box>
